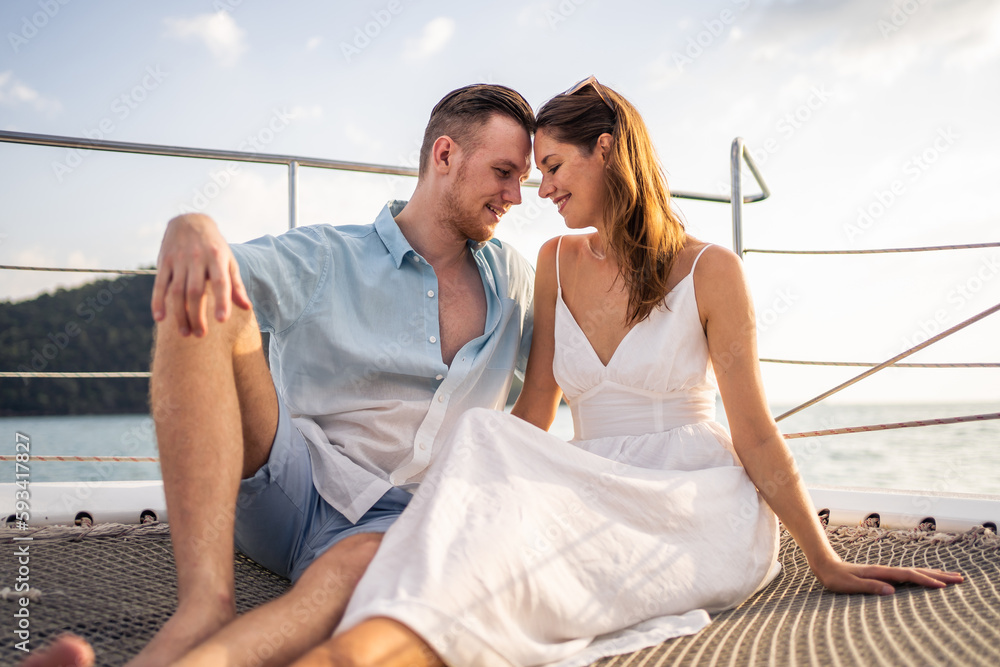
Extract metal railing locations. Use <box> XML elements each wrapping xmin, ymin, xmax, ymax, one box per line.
<box><xmin>729</xmin><ymin>137</ymin><xmax>771</xmax><ymax>256</ymax></box>
<box><xmin>1</xmin><ymin>130</ymin><xmax>418</xmax><ymax>231</ymax></box>
<box><xmin>0</xmin><ymin>130</ymin><xmax>770</xmax><ymax>382</ymax></box>
<box><xmin>728</xmin><ymin>147</ymin><xmax>998</xmax><ymax>434</ymax></box>
<box><xmin>0</xmin><ymin>130</ymin><xmax>771</xmax><ymax>233</ymax></box>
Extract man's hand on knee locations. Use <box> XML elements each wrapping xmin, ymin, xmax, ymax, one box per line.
<box><xmin>152</xmin><ymin>213</ymin><xmax>252</xmax><ymax>337</ymax></box>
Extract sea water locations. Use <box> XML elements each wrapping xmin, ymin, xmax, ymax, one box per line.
<box><xmin>2</xmin><ymin>401</ymin><xmax>999</xmax><ymax>495</ymax></box>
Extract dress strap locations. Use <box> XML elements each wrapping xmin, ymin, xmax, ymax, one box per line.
<box><xmin>689</xmin><ymin>243</ymin><xmax>713</xmax><ymax>275</ymax></box>
<box><xmin>555</xmin><ymin>235</ymin><xmax>565</xmax><ymax>292</ymax></box>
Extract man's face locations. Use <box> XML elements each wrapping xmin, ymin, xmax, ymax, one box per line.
<box><xmin>441</xmin><ymin>114</ymin><xmax>532</xmax><ymax>243</ymax></box>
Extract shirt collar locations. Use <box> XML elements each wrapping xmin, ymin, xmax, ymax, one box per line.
<box><xmin>374</xmin><ymin>200</ymin><xmax>415</xmax><ymax>269</ymax></box>
<box><xmin>374</xmin><ymin>199</ymin><xmax>493</xmax><ymax>268</ymax></box>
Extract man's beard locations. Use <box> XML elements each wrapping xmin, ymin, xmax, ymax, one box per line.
<box><xmin>440</xmin><ymin>164</ymin><xmax>495</xmax><ymax>244</ymax></box>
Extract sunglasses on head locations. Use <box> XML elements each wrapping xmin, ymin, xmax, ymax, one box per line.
<box><xmin>560</xmin><ymin>75</ymin><xmax>615</xmax><ymax>113</ymax></box>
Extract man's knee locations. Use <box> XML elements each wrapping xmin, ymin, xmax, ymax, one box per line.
<box><xmin>155</xmin><ymin>292</ymin><xmax>258</xmax><ymax>349</ymax></box>
<box><xmin>149</xmin><ymin>294</ymin><xmax>263</xmax><ymax>393</ymax></box>
<box><xmin>294</xmin><ymin>534</ymin><xmax>384</xmax><ymax>598</ymax></box>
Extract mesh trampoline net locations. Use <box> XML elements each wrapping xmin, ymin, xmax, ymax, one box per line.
<box><xmin>2</xmin><ymin>522</ymin><xmax>998</xmax><ymax>666</ymax></box>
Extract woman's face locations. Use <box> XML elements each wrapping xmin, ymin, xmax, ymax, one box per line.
<box><xmin>533</xmin><ymin>128</ymin><xmax>610</xmax><ymax>230</ymax></box>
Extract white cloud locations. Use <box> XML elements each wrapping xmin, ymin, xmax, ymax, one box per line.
<box><xmin>306</xmin><ymin>36</ymin><xmax>322</xmax><ymax>51</ymax></box>
<box><xmin>938</xmin><ymin>2</ymin><xmax>1000</xmax><ymax>69</ymax></box>
<box><xmin>746</xmin><ymin>0</ymin><xmax>1000</xmax><ymax>84</ymax></box>
<box><xmin>644</xmin><ymin>53</ymin><xmax>684</xmax><ymax>90</ymax></box>
<box><xmin>344</xmin><ymin>122</ymin><xmax>382</xmax><ymax>152</ymax></box>
<box><xmin>66</xmin><ymin>250</ymin><xmax>97</xmax><ymax>269</ymax></box>
<box><xmin>286</xmin><ymin>105</ymin><xmax>323</xmax><ymax>120</ymax></box>
<box><xmin>164</xmin><ymin>12</ymin><xmax>247</xmax><ymax>68</ymax></box>
<box><xmin>403</xmin><ymin>17</ymin><xmax>455</xmax><ymax>61</ymax></box>
<box><xmin>0</xmin><ymin>71</ymin><xmax>61</xmax><ymax>115</ymax></box>
<box><xmin>515</xmin><ymin>4</ymin><xmax>552</xmax><ymax>30</ymax></box>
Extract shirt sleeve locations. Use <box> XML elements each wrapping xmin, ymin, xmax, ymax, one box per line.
<box><xmin>230</xmin><ymin>226</ymin><xmax>330</xmax><ymax>334</ymax></box>
<box><xmin>516</xmin><ymin>306</ymin><xmax>533</xmax><ymax>380</ymax></box>
<box><xmin>509</xmin><ymin>248</ymin><xmax>535</xmax><ymax>380</ymax></box>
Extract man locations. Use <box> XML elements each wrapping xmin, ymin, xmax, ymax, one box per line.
<box><xmin>24</xmin><ymin>83</ymin><xmax>535</xmax><ymax>667</ymax></box>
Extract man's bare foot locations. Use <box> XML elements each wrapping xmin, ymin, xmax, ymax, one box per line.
<box><xmin>124</xmin><ymin>595</ymin><xmax>235</xmax><ymax>667</ymax></box>
<box><xmin>20</xmin><ymin>634</ymin><xmax>95</xmax><ymax>667</ymax></box>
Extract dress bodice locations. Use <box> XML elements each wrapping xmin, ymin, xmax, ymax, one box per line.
<box><xmin>552</xmin><ymin>239</ymin><xmax>718</xmax><ymax>440</ymax></box>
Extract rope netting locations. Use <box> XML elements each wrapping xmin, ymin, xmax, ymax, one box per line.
<box><xmin>2</xmin><ymin>523</ymin><xmax>998</xmax><ymax>666</ymax></box>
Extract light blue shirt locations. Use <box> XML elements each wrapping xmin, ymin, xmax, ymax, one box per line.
<box><xmin>231</xmin><ymin>201</ymin><xmax>534</xmax><ymax>523</ymax></box>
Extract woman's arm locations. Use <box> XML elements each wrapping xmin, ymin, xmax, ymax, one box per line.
<box><xmin>696</xmin><ymin>246</ymin><xmax>963</xmax><ymax>595</ymax></box>
<box><xmin>511</xmin><ymin>237</ymin><xmax>564</xmax><ymax>431</ymax></box>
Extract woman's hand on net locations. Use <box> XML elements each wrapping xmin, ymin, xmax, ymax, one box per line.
<box><xmin>813</xmin><ymin>560</ymin><xmax>964</xmax><ymax>595</ymax></box>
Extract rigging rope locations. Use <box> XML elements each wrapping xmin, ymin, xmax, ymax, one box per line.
<box><xmin>760</xmin><ymin>359</ymin><xmax>999</xmax><ymax>368</ymax></box>
<box><xmin>782</xmin><ymin>412</ymin><xmax>1000</xmax><ymax>439</ymax></box>
<box><xmin>0</xmin><ymin>264</ymin><xmax>155</xmax><ymax>274</ymax></box>
<box><xmin>0</xmin><ymin>455</ymin><xmax>158</xmax><ymax>462</ymax></box>
<box><xmin>775</xmin><ymin>301</ymin><xmax>1000</xmax><ymax>422</ymax></box>
<box><xmin>0</xmin><ymin>372</ymin><xmax>150</xmax><ymax>378</ymax></box>
<box><xmin>745</xmin><ymin>242</ymin><xmax>1000</xmax><ymax>255</ymax></box>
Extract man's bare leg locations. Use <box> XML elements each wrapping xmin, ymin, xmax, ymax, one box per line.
<box><xmin>172</xmin><ymin>532</ymin><xmax>384</xmax><ymax>667</ymax></box>
<box><xmin>127</xmin><ymin>291</ymin><xmax>279</xmax><ymax>667</ymax></box>
<box><xmin>22</xmin><ymin>533</ymin><xmax>384</xmax><ymax>667</ymax></box>
<box><xmin>291</xmin><ymin>618</ymin><xmax>443</xmax><ymax>667</ymax></box>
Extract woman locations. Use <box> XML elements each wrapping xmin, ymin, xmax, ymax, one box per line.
<box><xmin>294</xmin><ymin>78</ymin><xmax>963</xmax><ymax>667</ymax></box>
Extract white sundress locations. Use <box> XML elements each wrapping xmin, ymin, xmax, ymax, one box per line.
<box><xmin>339</xmin><ymin>241</ymin><xmax>781</xmax><ymax>666</ymax></box>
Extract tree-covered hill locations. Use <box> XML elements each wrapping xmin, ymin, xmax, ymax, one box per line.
<box><xmin>0</xmin><ymin>274</ymin><xmax>156</xmax><ymax>415</ymax></box>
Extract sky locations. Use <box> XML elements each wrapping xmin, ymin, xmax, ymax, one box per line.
<box><xmin>1</xmin><ymin>0</ymin><xmax>998</xmax><ymax>405</ymax></box>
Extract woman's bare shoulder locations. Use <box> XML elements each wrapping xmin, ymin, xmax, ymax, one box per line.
<box><xmin>691</xmin><ymin>242</ymin><xmax>744</xmax><ymax>281</ymax></box>
<box><xmin>542</xmin><ymin>233</ymin><xmax>597</xmax><ymax>270</ymax></box>
<box><xmin>537</xmin><ymin>235</ymin><xmax>562</xmax><ymax>264</ymax></box>
<box><xmin>535</xmin><ymin>235</ymin><xmax>574</xmax><ymax>294</ymax></box>
<box><xmin>689</xmin><ymin>242</ymin><xmax>751</xmax><ymax>322</ymax></box>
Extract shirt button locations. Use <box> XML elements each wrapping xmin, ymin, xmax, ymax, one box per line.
<box><xmin>427</xmin><ymin>290</ymin><xmax>435</xmax><ymax>298</ymax></box>
<box><xmin>435</xmin><ymin>374</ymin><xmax>444</xmax><ymax>380</ymax></box>
<box><xmin>429</xmin><ymin>336</ymin><xmax>437</xmax><ymax>344</ymax></box>
<box><xmin>419</xmin><ymin>443</ymin><xmax>427</xmax><ymax>451</ymax></box>
<box><xmin>438</xmin><ymin>395</ymin><xmax>445</xmax><ymax>403</ymax></box>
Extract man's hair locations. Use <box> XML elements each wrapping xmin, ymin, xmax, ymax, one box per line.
<box><xmin>418</xmin><ymin>84</ymin><xmax>535</xmax><ymax>177</ymax></box>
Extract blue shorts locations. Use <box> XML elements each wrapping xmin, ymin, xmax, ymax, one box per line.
<box><xmin>234</xmin><ymin>399</ymin><xmax>411</xmax><ymax>582</ymax></box>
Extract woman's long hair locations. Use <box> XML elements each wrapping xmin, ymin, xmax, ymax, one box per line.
<box><xmin>536</xmin><ymin>82</ymin><xmax>685</xmax><ymax>325</ymax></box>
